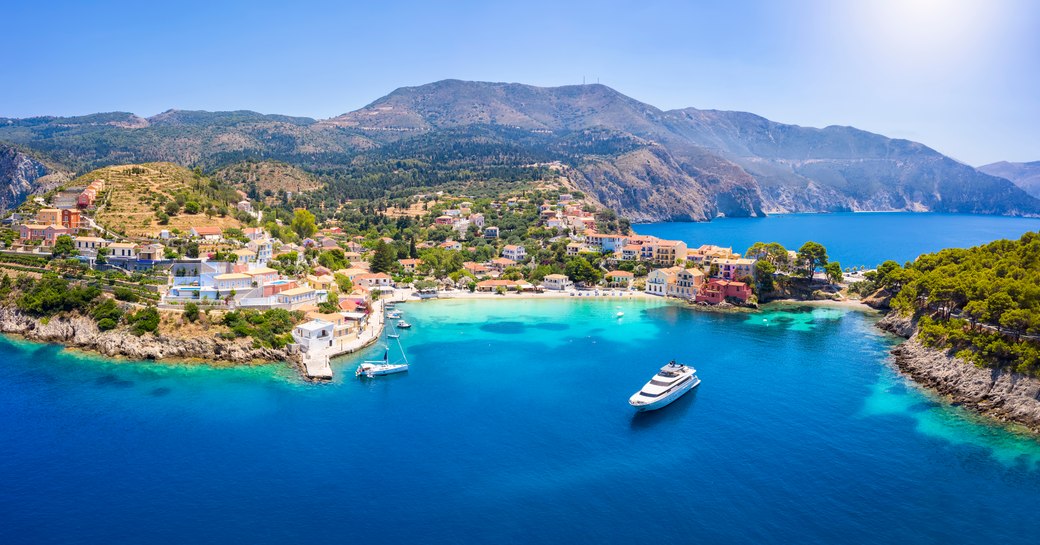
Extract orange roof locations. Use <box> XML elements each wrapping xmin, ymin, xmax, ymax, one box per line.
<box><xmin>606</xmin><ymin>270</ymin><xmax>634</xmax><ymax>277</ymax></box>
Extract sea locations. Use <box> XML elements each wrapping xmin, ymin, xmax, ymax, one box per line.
<box><xmin>635</xmin><ymin>212</ymin><xmax>1040</xmax><ymax>268</ymax></box>
<box><xmin>2</xmin><ymin>212</ymin><xmax>1040</xmax><ymax>544</ymax></box>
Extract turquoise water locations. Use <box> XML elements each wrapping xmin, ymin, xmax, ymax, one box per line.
<box><xmin>635</xmin><ymin>212</ymin><xmax>1040</xmax><ymax>267</ymax></box>
<box><xmin>2</xmin><ymin>298</ymin><xmax>1040</xmax><ymax>543</ymax></box>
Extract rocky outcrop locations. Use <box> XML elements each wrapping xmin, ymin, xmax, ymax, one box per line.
<box><xmin>0</xmin><ymin>145</ymin><xmax>50</xmax><ymax>211</ymax></box>
<box><xmin>0</xmin><ymin>308</ymin><xmax>290</xmax><ymax>365</ymax></box>
<box><xmin>890</xmin><ymin>337</ymin><xmax>1040</xmax><ymax>433</ymax></box>
<box><xmin>876</xmin><ymin>312</ymin><xmax>915</xmax><ymax>338</ymax></box>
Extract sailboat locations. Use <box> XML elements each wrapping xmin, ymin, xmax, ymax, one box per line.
<box><xmin>356</xmin><ymin>346</ymin><xmax>409</xmax><ymax>377</ymax></box>
<box><xmin>356</xmin><ymin>322</ymin><xmax>410</xmax><ymax>378</ymax></box>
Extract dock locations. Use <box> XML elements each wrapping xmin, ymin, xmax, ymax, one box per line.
<box><xmin>296</xmin><ymin>294</ymin><xmax>405</xmax><ymax>380</ymax></box>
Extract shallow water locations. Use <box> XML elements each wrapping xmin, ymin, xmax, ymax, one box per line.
<box><xmin>2</xmin><ymin>298</ymin><xmax>1039</xmax><ymax>543</ymax></box>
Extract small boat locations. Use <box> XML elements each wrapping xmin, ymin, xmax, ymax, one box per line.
<box><xmin>397</xmin><ymin>320</ymin><xmax>412</xmax><ymax>329</ymax></box>
<box><xmin>616</xmin><ymin>311</ymin><xmax>624</xmax><ymax>318</ymax></box>
<box><xmin>387</xmin><ymin>333</ymin><xmax>400</xmax><ymax>339</ymax></box>
<box><xmin>387</xmin><ymin>310</ymin><xmax>402</xmax><ymax>319</ymax></box>
<box><xmin>629</xmin><ymin>361</ymin><xmax>700</xmax><ymax>411</ymax></box>
<box><xmin>356</xmin><ymin>346</ymin><xmax>409</xmax><ymax>378</ymax></box>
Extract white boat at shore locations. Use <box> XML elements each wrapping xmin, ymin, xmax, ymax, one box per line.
<box><xmin>629</xmin><ymin>361</ymin><xmax>700</xmax><ymax>411</ymax></box>
<box><xmin>387</xmin><ymin>310</ymin><xmax>402</xmax><ymax>319</ymax></box>
<box><xmin>397</xmin><ymin>320</ymin><xmax>412</xmax><ymax>329</ymax></box>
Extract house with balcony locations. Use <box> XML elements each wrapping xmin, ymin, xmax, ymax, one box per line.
<box><xmin>292</xmin><ymin>319</ymin><xmax>335</xmax><ymax>353</ymax></box>
<box><xmin>502</xmin><ymin>244</ymin><xmax>526</xmax><ymax>262</ymax></box>
<box><xmin>585</xmin><ymin>233</ymin><xmax>630</xmax><ymax>253</ymax></box>
<box><xmin>695</xmin><ymin>279</ymin><xmax>752</xmax><ymax>304</ymax></box>
<box><xmin>646</xmin><ymin>267</ymin><xmax>679</xmax><ymax>296</ymax></box>
<box><xmin>74</xmin><ymin>236</ymin><xmax>109</xmax><ymax>256</ymax></box>
<box><xmin>714</xmin><ymin>258</ymin><xmax>757</xmax><ymax>281</ymax></box>
<box><xmin>483</xmin><ymin>226</ymin><xmax>499</xmax><ymax>239</ymax></box>
<box><xmin>542</xmin><ymin>274</ymin><xmax>573</xmax><ymax>291</ymax></box>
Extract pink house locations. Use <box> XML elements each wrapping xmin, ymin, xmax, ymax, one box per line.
<box><xmin>695</xmin><ymin>279</ymin><xmax>752</xmax><ymax>304</ymax></box>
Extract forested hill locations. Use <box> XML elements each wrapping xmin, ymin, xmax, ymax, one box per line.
<box><xmin>2</xmin><ymin>80</ymin><xmax>1039</xmax><ymax>220</ymax></box>
<box><xmin>863</xmin><ymin>231</ymin><xmax>1040</xmax><ymax>376</ymax></box>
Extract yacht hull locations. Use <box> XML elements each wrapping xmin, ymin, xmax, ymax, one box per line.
<box><xmin>631</xmin><ymin>376</ymin><xmax>700</xmax><ymax>411</ymax></box>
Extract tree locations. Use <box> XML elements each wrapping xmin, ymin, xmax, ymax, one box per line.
<box><xmin>564</xmin><ymin>257</ymin><xmax>601</xmax><ymax>286</ymax></box>
<box><xmin>754</xmin><ymin>260</ymin><xmax>776</xmax><ymax>293</ymax></box>
<box><xmin>318</xmin><ymin>291</ymin><xmax>339</xmax><ymax>313</ymax></box>
<box><xmin>51</xmin><ymin>235</ymin><xmax>77</xmax><ymax>259</ymax></box>
<box><xmin>291</xmin><ymin>208</ymin><xmax>317</xmax><ymax>239</ymax></box>
<box><xmin>185</xmin><ymin>242</ymin><xmax>200</xmax><ymax>259</ymax></box>
<box><xmin>708</xmin><ymin>263</ymin><xmax>719</xmax><ymax>278</ymax></box>
<box><xmin>370</xmin><ymin>241</ymin><xmax>397</xmax><ymax>274</ymax></box>
<box><xmin>165</xmin><ymin>201</ymin><xmax>180</xmax><ymax>215</ymax></box>
<box><xmin>183</xmin><ymin>201</ymin><xmax>201</xmax><ymax>214</ymax></box>
<box><xmin>334</xmin><ymin>273</ymin><xmax>353</xmax><ymax>293</ymax></box>
<box><xmin>183</xmin><ymin>302</ymin><xmax>200</xmax><ymax>323</ymax></box>
<box><xmin>797</xmin><ymin>241</ymin><xmax>828</xmax><ymax>278</ymax></box>
<box><xmin>824</xmin><ymin>261</ymin><xmax>843</xmax><ymax>284</ymax></box>
<box><xmin>986</xmin><ymin>292</ymin><xmax>1016</xmax><ymax>329</ymax></box>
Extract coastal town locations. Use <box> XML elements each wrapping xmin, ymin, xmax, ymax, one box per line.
<box><xmin>0</xmin><ymin>164</ymin><xmax>824</xmax><ymax>379</ymax></box>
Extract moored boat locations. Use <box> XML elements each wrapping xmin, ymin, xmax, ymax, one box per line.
<box><xmin>356</xmin><ymin>346</ymin><xmax>409</xmax><ymax>378</ymax></box>
<box><xmin>397</xmin><ymin>320</ymin><xmax>412</xmax><ymax>329</ymax></box>
<box><xmin>629</xmin><ymin>361</ymin><xmax>700</xmax><ymax>411</ymax></box>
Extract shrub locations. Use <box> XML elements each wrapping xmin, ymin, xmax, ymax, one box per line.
<box><xmin>113</xmin><ymin>287</ymin><xmax>139</xmax><ymax>303</ymax></box>
<box><xmin>183</xmin><ymin>302</ymin><xmax>200</xmax><ymax>323</ymax></box>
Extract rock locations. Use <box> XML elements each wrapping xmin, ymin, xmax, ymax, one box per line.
<box><xmin>877</xmin><ymin>312</ymin><xmax>915</xmax><ymax>338</ymax></box>
<box><xmin>0</xmin><ymin>307</ymin><xmax>289</xmax><ymax>365</ymax></box>
<box><xmin>889</xmin><ymin>336</ymin><xmax>1040</xmax><ymax>433</ymax></box>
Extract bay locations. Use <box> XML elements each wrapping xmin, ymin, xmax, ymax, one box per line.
<box><xmin>2</xmin><ymin>296</ymin><xmax>1040</xmax><ymax>544</ymax></box>
<box><xmin>635</xmin><ymin>212</ymin><xmax>1040</xmax><ymax>267</ymax></box>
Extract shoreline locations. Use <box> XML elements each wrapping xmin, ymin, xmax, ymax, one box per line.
<box><xmin>877</xmin><ymin>312</ymin><xmax>1040</xmax><ymax>435</ymax></box>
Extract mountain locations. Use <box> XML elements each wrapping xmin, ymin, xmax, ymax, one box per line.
<box><xmin>2</xmin><ymin>80</ymin><xmax>1038</xmax><ymax>221</ymax></box>
<box><xmin>978</xmin><ymin>161</ymin><xmax>1040</xmax><ymax>199</ymax></box>
<box><xmin>325</xmin><ymin>80</ymin><xmax>1040</xmax><ymax>220</ymax></box>
<box><xmin>0</xmin><ymin>144</ymin><xmax>68</xmax><ymax>211</ymax></box>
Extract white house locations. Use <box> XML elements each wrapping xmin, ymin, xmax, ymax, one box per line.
<box><xmin>354</xmin><ymin>272</ymin><xmax>393</xmax><ymax>289</ymax></box>
<box><xmin>277</xmin><ymin>286</ymin><xmax>318</xmax><ymax>309</ymax></box>
<box><xmin>292</xmin><ymin>319</ymin><xmax>334</xmax><ymax>353</ymax></box>
<box><xmin>74</xmin><ymin>236</ymin><xmax>108</xmax><ymax>255</ymax></box>
<box><xmin>542</xmin><ymin>273</ymin><xmax>573</xmax><ymax>291</ymax></box>
<box><xmin>646</xmin><ymin>268</ymin><xmax>678</xmax><ymax>296</ymax></box>
<box><xmin>107</xmin><ymin>242</ymin><xmax>138</xmax><ymax>259</ymax></box>
<box><xmin>214</xmin><ymin>273</ymin><xmax>252</xmax><ymax>292</ymax></box>
<box><xmin>190</xmin><ymin>226</ymin><xmax>222</xmax><ymax>241</ymax></box>
<box><xmin>502</xmin><ymin>244</ymin><xmax>526</xmax><ymax>261</ymax></box>
<box><xmin>483</xmin><ymin>226</ymin><xmax>499</xmax><ymax>239</ymax></box>
<box><xmin>247</xmin><ymin>237</ymin><xmax>273</xmax><ymax>264</ymax></box>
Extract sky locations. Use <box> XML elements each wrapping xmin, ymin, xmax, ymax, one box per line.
<box><xmin>2</xmin><ymin>0</ymin><xmax>1037</xmax><ymax>165</ymax></box>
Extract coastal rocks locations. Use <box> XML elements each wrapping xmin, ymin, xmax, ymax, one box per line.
<box><xmin>0</xmin><ymin>308</ymin><xmax>289</xmax><ymax>365</ymax></box>
<box><xmin>877</xmin><ymin>312</ymin><xmax>915</xmax><ymax>338</ymax></box>
<box><xmin>890</xmin><ymin>337</ymin><xmax>1040</xmax><ymax>434</ymax></box>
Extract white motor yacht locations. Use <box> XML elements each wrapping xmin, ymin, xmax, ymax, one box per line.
<box><xmin>387</xmin><ymin>310</ymin><xmax>402</xmax><ymax>319</ymax></box>
<box><xmin>397</xmin><ymin>320</ymin><xmax>412</xmax><ymax>329</ymax></box>
<box><xmin>629</xmin><ymin>361</ymin><xmax>700</xmax><ymax>411</ymax></box>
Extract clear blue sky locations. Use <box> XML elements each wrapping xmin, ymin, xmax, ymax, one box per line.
<box><xmin>3</xmin><ymin>0</ymin><xmax>1037</xmax><ymax>165</ymax></box>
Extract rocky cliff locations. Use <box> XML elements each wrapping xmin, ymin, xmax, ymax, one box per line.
<box><xmin>0</xmin><ymin>308</ymin><xmax>291</xmax><ymax>366</ymax></box>
<box><xmin>0</xmin><ymin>145</ymin><xmax>57</xmax><ymax>211</ymax></box>
<box><xmin>876</xmin><ymin>311</ymin><xmax>1040</xmax><ymax>433</ymax></box>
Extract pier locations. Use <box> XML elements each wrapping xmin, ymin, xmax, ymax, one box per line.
<box><xmin>296</xmin><ymin>290</ymin><xmax>410</xmax><ymax>380</ymax></box>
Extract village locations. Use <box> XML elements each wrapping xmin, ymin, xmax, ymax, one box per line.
<box><xmin>0</xmin><ymin>174</ymin><xmax>778</xmax><ymax>379</ymax></box>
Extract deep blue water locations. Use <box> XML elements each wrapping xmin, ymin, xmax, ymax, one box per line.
<box><xmin>2</xmin><ymin>298</ymin><xmax>1040</xmax><ymax>544</ymax></box>
<box><xmin>636</xmin><ymin>212</ymin><xmax>1040</xmax><ymax>268</ymax></box>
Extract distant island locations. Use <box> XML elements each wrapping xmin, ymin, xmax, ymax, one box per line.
<box><xmin>3</xmin><ymin>79</ymin><xmax>1039</xmax><ymax>223</ymax></box>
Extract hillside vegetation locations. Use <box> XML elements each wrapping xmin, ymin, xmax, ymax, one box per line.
<box><xmin>212</xmin><ymin>160</ymin><xmax>323</xmax><ymax>205</ymax></box>
<box><xmin>68</xmin><ymin>163</ymin><xmax>244</xmax><ymax>237</ymax></box>
<box><xmin>865</xmin><ymin>231</ymin><xmax>1040</xmax><ymax>375</ymax></box>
